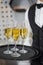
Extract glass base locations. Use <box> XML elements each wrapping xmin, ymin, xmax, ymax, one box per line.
<box><xmin>11</xmin><ymin>47</ymin><xmax>19</xmax><ymax>51</ymax></box>
<box><xmin>11</xmin><ymin>52</ymin><xmax>21</xmax><ymax>57</ymax></box>
<box><xmin>3</xmin><ymin>50</ymin><xmax>12</xmax><ymax>54</ymax></box>
<box><xmin>19</xmin><ymin>49</ymin><xmax>28</xmax><ymax>53</ymax></box>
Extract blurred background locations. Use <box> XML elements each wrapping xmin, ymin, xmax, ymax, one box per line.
<box><xmin>0</xmin><ymin>0</ymin><xmax>36</xmax><ymax>46</ymax></box>
<box><xmin>11</xmin><ymin>0</ymin><xmax>36</xmax><ymax>9</ymax></box>
<box><xmin>10</xmin><ymin>0</ymin><xmax>37</xmax><ymax>22</ymax></box>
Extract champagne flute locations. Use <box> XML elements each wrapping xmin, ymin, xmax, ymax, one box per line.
<box><xmin>11</xmin><ymin>28</ymin><xmax>21</xmax><ymax>57</ymax></box>
<box><xmin>3</xmin><ymin>28</ymin><xmax>13</xmax><ymax>54</ymax></box>
<box><xmin>11</xmin><ymin>21</ymin><xmax>19</xmax><ymax>51</ymax></box>
<box><xmin>19</xmin><ymin>27</ymin><xmax>28</xmax><ymax>53</ymax></box>
<box><xmin>11</xmin><ymin>28</ymin><xmax>19</xmax><ymax>51</ymax></box>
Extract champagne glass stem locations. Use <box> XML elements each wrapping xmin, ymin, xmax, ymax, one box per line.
<box><xmin>7</xmin><ymin>39</ymin><xmax>10</xmax><ymax>51</ymax></box>
<box><xmin>19</xmin><ymin>38</ymin><xmax>28</xmax><ymax>53</ymax></box>
<box><xmin>15</xmin><ymin>41</ymin><xmax>16</xmax><ymax>52</ymax></box>
<box><xmin>22</xmin><ymin>44</ymin><xmax>24</xmax><ymax>51</ymax></box>
<box><xmin>22</xmin><ymin>39</ymin><xmax>24</xmax><ymax>50</ymax></box>
<box><xmin>15</xmin><ymin>41</ymin><xmax>17</xmax><ymax>52</ymax></box>
<box><xmin>3</xmin><ymin>40</ymin><xmax>12</xmax><ymax>54</ymax></box>
<box><xmin>11</xmin><ymin>41</ymin><xmax>21</xmax><ymax>57</ymax></box>
<box><xmin>7</xmin><ymin>44</ymin><xmax>9</xmax><ymax>52</ymax></box>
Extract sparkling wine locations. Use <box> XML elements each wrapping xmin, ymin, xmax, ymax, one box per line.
<box><xmin>12</xmin><ymin>28</ymin><xmax>20</xmax><ymax>41</ymax></box>
<box><xmin>20</xmin><ymin>28</ymin><xmax>28</xmax><ymax>39</ymax></box>
<box><xmin>4</xmin><ymin>28</ymin><xmax>12</xmax><ymax>39</ymax></box>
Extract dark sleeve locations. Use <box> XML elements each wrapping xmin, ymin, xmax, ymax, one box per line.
<box><xmin>31</xmin><ymin>29</ymin><xmax>41</xmax><ymax>65</ymax></box>
<box><xmin>32</xmin><ymin>29</ymin><xmax>40</xmax><ymax>50</ymax></box>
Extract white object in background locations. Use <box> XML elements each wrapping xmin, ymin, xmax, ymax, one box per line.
<box><xmin>24</xmin><ymin>37</ymin><xmax>33</xmax><ymax>46</ymax></box>
<box><xmin>24</xmin><ymin>8</ymin><xmax>33</xmax><ymax>46</ymax></box>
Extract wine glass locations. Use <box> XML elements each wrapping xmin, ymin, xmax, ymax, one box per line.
<box><xmin>3</xmin><ymin>28</ymin><xmax>13</xmax><ymax>54</ymax></box>
<box><xmin>19</xmin><ymin>23</ymin><xmax>28</xmax><ymax>53</ymax></box>
<box><xmin>11</xmin><ymin>21</ymin><xmax>19</xmax><ymax>52</ymax></box>
<box><xmin>11</xmin><ymin>28</ymin><xmax>21</xmax><ymax>57</ymax></box>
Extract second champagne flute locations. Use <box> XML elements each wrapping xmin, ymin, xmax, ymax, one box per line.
<box><xmin>11</xmin><ymin>28</ymin><xmax>21</xmax><ymax>57</ymax></box>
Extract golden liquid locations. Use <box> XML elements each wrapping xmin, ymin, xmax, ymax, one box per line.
<box><xmin>12</xmin><ymin>28</ymin><xmax>20</xmax><ymax>41</ymax></box>
<box><xmin>4</xmin><ymin>28</ymin><xmax>12</xmax><ymax>39</ymax></box>
<box><xmin>20</xmin><ymin>28</ymin><xmax>28</xmax><ymax>39</ymax></box>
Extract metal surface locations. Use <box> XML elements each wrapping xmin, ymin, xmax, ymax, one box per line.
<box><xmin>10</xmin><ymin>0</ymin><xmax>37</xmax><ymax>9</ymax></box>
